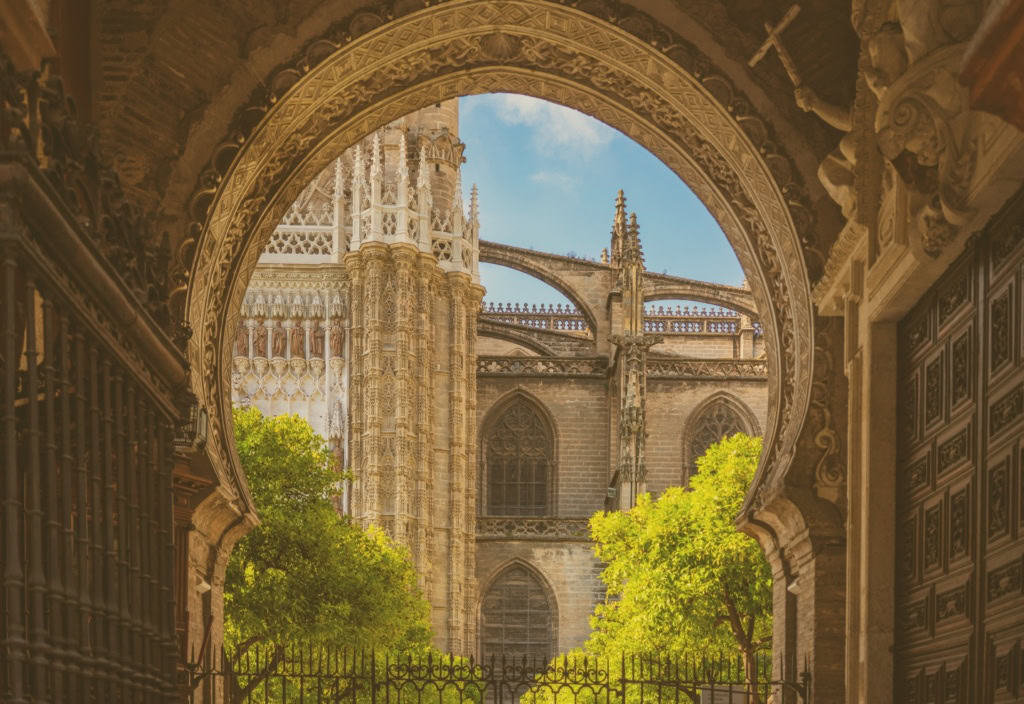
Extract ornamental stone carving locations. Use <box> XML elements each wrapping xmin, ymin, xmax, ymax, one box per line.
<box><xmin>875</xmin><ymin>44</ymin><xmax>978</xmax><ymax>256</ymax></box>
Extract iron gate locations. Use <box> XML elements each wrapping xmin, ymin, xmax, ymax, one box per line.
<box><xmin>186</xmin><ymin>647</ymin><xmax>809</xmax><ymax>704</ymax></box>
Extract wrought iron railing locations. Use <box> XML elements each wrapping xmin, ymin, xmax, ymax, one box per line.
<box><xmin>186</xmin><ymin>648</ymin><xmax>809</xmax><ymax>704</ymax></box>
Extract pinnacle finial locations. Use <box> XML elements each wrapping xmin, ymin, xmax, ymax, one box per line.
<box><xmin>610</xmin><ymin>190</ymin><xmax>628</xmax><ymax>265</ymax></box>
<box><xmin>470</xmin><ymin>184</ymin><xmax>479</xmax><ymax>221</ymax></box>
<box><xmin>417</xmin><ymin>143</ymin><xmax>429</xmax><ymax>189</ymax></box>
<box><xmin>333</xmin><ymin>157</ymin><xmax>345</xmax><ymax>197</ymax></box>
<box><xmin>453</xmin><ymin>169</ymin><xmax>463</xmax><ymax>208</ymax></box>
<box><xmin>398</xmin><ymin>132</ymin><xmax>409</xmax><ymax>182</ymax></box>
<box><xmin>371</xmin><ymin>132</ymin><xmax>382</xmax><ymax>174</ymax></box>
<box><xmin>627</xmin><ymin>212</ymin><xmax>645</xmax><ymax>269</ymax></box>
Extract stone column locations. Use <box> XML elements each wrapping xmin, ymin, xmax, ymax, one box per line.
<box><xmin>740</xmin><ymin>316</ymin><xmax>847</xmax><ymax>702</ymax></box>
<box><xmin>170</xmin><ymin>451</ymin><xmax>212</xmax><ymax>662</ymax></box>
<box><xmin>850</xmin><ymin>321</ymin><xmax>897</xmax><ymax>703</ymax></box>
<box><xmin>182</xmin><ymin>482</ymin><xmax>256</xmax><ymax>703</ymax></box>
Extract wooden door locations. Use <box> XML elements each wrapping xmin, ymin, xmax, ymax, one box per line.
<box><xmin>896</xmin><ymin>193</ymin><xmax>1024</xmax><ymax>702</ymax></box>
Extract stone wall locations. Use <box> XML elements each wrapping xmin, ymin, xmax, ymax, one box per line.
<box><xmin>646</xmin><ymin>379</ymin><xmax>769</xmax><ymax>493</ymax></box>
<box><xmin>475</xmin><ymin>539</ymin><xmax>604</xmax><ymax>654</ymax></box>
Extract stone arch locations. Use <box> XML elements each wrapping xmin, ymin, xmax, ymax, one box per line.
<box><xmin>478</xmin><ymin>242</ymin><xmax>600</xmax><ymax>337</ymax></box>
<box><xmin>681</xmin><ymin>391</ymin><xmax>761</xmax><ymax>485</ymax></box>
<box><xmin>479</xmin><ymin>390</ymin><xmax>558</xmax><ymax>517</ymax></box>
<box><xmin>478</xmin><ymin>559</ymin><xmax>559</xmax><ymax>664</ymax></box>
<box><xmin>642</xmin><ymin>282</ymin><xmax>757</xmax><ymax>319</ymax></box>
<box><xmin>477</xmin><ymin>324</ymin><xmax>556</xmax><ymax>356</ymax></box>
<box><xmin>175</xmin><ymin>4</ymin><xmax>850</xmax><ymax>684</ymax></box>
<box><xmin>180</xmin><ymin>2</ymin><xmax>822</xmax><ymax>534</ymax></box>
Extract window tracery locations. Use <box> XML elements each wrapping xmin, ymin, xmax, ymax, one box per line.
<box><xmin>483</xmin><ymin>398</ymin><xmax>553</xmax><ymax>516</ymax></box>
<box><xmin>479</xmin><ymin>565</ymin><xmax>555</xmax><ymax>665</ymax></box>
<box><xmin>684</xmin><ymin>398</ymin><xmax>750</xmax><ymax>483</ymax></box>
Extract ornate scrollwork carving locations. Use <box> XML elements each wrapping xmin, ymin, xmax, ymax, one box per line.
<box><xmin>476</xmin><ymin>517</ymin><xmax>590</xmax><ymax>540</ymax></box>
<box><xmin>184</xmin><ymin>0</ymin><xmax>819</xmax><ymax>537</ymax></box>
<box><xmin>808</xmin><ymin>324</ymin><xmax>845</xmax><ymax>509</ymax></box>
<box><xmin>875</xmin><ymin>45</ymin><xmax>977</xmax><ymax>257</ymax></box>
<box><xmin>0</xmin><ymin>56</ymin><xmax>173</xmax><ymax>333</ymax></box>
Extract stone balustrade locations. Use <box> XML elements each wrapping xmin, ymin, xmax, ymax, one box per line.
<box><xmin>479</xmin><ymin>301</ymin><xmax>763</xmax><ymax>337</ymax></box>
<box><xmin>476</xmin><ymin>355</ymin><xmax>767</xmax><ymax>379</ymax></box>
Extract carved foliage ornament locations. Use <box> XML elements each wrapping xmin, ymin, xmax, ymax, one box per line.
<box><xmin>875</xmin><ymin>45</ymin><xmax>978</xmax><ymax>257</ymax></box>
<box><xmin>183</xmin><ymin>1</ymin><xmax>817</xmax><ymax>515</ymax></box>
<box><xmin>0</xmin><ymin>57</ymin><xmax>174</xmax><ymax>334</ymax></box>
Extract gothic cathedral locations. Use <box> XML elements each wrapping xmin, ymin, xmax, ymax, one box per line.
<box><xmin>230</xmin><ymin>101</ymin><xmax>768</xmax><ymax>657</ymax></box>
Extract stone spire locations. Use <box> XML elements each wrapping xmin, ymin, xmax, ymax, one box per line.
<box><xmin>609</xmin><ymin>206</ymin><xmax>660</xmax><ymax>509</ymax></box>
<box><xmin>609</xmin><ymin>189</ymin><xmax>627</xmax><ymax>266</ymax></box>
<box><xmin>397</xmin><ymin>132</ymin><xmax>409</xmax><ymax>184</ymax></box>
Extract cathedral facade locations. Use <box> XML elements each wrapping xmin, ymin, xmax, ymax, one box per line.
<box><xmin>230</xmin><ymin>101</ymin><xmax>768</xmax><ymax>657</ymax></box>
<box><xmin>5</xmin><ymin>1</ymin><xmax>1023</xmax><ymax>700</ymax></box>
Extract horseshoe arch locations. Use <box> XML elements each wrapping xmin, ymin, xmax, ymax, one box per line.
<box><xmin>182</xmin><ymin>0</ymin><xmax>818</xmax><ymax>537</ymax></box>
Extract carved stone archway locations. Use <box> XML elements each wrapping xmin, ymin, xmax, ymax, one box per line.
<box><xmin>180</xmin><ymin>0</ymin><xmax>842</xmax><ymax>695</ymax></box>
<box><xmin>184</xmin><ymin>0</ymin><xmax>817</xmax><ymax>513</ymax></box>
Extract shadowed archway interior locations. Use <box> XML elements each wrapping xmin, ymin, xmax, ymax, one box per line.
<box><xmin>181</xmin><ymin>2</ymin><xmax>827</xmax><ymax>552</ymax></box>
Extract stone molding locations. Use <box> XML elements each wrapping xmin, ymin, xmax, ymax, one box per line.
<box><xmin>477</xmin><ymin>355</ymin><xmax>607</xmax><ymax>378</ymax></box>
<box><xmin>475</xmin><ymin>517</ymin><xmax>591</xmax><ymax>541</ymax></box>
<box><xmin>181</xmin><ymin>1</ymin><xmax>818</xmax><ymax>522</ymax></box>
<box><xmin>647</xmin><ymin>358</ymin><xmax>768</xmax><ymax>380</ymax></box>
<box><xmin>0</xmin><ymin>163</ymin><xmax>186</xmax><ymax>414</ymax></box>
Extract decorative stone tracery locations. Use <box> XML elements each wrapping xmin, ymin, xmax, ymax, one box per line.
<box><xmin>479</xmin><ymin>563</ymin><xmax>557</xmax><ymax>665</ymax></box>
<box><xmin>482</xmin><ymin>396</ymin><xmax>555</xmax><ymax>517</ymax></box>
<box><xmin>682</xmin><ymin>394</ymin><xmax>759</xmax><ymax>484</ymax></box>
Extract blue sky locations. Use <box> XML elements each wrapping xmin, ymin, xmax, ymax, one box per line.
<box><xmin>459</xmin><ymin>94</ymin><xmax>744</xmax><ymax>306</ymax></box>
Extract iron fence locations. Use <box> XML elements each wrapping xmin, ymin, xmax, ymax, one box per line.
<box><xmin>186</xmin><ymin>647</ymin><xmax>809</xmax><ymax>704</ymax></box>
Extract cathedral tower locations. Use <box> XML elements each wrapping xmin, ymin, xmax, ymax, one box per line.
<box><xmin>345</xmin><ymin>100</ymin><xmax>483</xmax><ymax>652</ymax></box>
<box><xmin>233</xmin><ymin>99</ymin><xmax>483</xmax><ymax>651</ymax></box>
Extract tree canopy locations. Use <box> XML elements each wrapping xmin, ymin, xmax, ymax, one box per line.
<box><xmin>225</xmin><ymin>407</ymin><xmax>432</xmax><ymax>693</ymax></box>
<box><xmin>585</xmin><ymin>433</ymin><xmax>771</xmax><ymax>682</ymax></box>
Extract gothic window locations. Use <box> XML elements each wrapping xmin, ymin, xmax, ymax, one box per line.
<box><xmin>684</xmin><ymin>398</ymin><xmax>751</xmax><ymax>484</ymax></box>
<box><xmin>480</xmin><ymin>565</ymin><xmax>556</xmax><ymax>665</ymax></box>
<box><xmin>484</xmin><ymin>398</ymin><xmax>553</xmax><ymax>516</ymax></box>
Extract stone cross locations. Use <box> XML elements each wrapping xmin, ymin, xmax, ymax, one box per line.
<box><xmin>748</xmin><ymin>4</ymin><xmax>803</xmax><ymax>87</ymax></box>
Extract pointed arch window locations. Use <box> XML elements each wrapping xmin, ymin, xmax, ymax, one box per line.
<box><xmin>684</xmin><ymin>398</ymin><xmax>752</xmax><ymax>484</ymax></box>
<box><xmin>480</xmin><ymin>565</ymin><xmax>556</xmax><ymax>665</ymax></box>
<box><xmin>483</xmin><ymin>397</ymin><xmax>553</xmax><ymax>516</ymax></box>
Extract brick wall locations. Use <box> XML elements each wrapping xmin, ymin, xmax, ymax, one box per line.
<box><xmin>645</xmin><ymin>379</ymin><xmax>769</xmax><ymax>494</ymax></box>
<box><xmin>477</xmin><ymin>377</ymin><xmax>612</xmax><ymax>518</ymax></box>
<box><xmin>475</xmin><ymin>540</ymin><xmax>605</xmax><ymax>655</ymax></box>
<box><xmin>474</xmin><ymin>373</ymin><xmax>767</xmax><ymax>655</ymax></box>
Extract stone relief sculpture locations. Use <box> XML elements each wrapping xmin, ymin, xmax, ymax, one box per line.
<box><xmin>272</xmin><ymin>325</ymin><xmax>287</xmax><ymax>358</ymax></box>
<box><xmin>311</xmin><ymin>322</ymin><xmax>324</xmax><ymax>358</ymax></box>
<box><xmin>291</xmin><ymin>325</ymin><xmax>305</xmax><ymax>358</ymax></box>
<box><xmin>329</xmin><ymin>321</ymin><xmax>345</xmax><ymax>358</ymax></box>
<box><xmin>253</xmin><ymin>322</ymin><xmax>267</xmax><ymax>358</ymax></box>
<box><xmin>794</xmin><ymin>86</ymin><xmax>857</xmax><ymax>218</ymax></box>
<box><xmin>234</xmin><ymin>323</ymin><xmax>249</xmax><ymax>357</ymax></box>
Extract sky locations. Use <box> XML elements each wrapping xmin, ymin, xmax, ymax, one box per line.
<box><xmin>459</xmin><ymin>94</ymin><xmax>744</xmax><ymax>306</ymax></box>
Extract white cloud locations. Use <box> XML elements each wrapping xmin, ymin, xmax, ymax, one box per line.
<box><xmin>529</xmin><ymin>170</ymin><xmax>578</xmax><ymax>191</ymax></box>
<box><xmin>486</xmin><ymin>94</ymin><xmax>614</xmax><ymax>158</ymax></box>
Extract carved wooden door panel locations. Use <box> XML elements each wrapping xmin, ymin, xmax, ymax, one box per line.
<box><xmin>897</xmin><ymin>195</ymin><xmax>1024</xmax><ymax>703</ymax></box>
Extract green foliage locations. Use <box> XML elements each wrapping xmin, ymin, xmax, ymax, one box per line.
<box><xmin>225</xmin><ymin>408</ymin><xmax>433</xmax><ymax>697</ymax></box>
<box><xmin>584</xmin><ymin>433</ymin><xmax>771</xmax><ymax>673</ymax></box>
